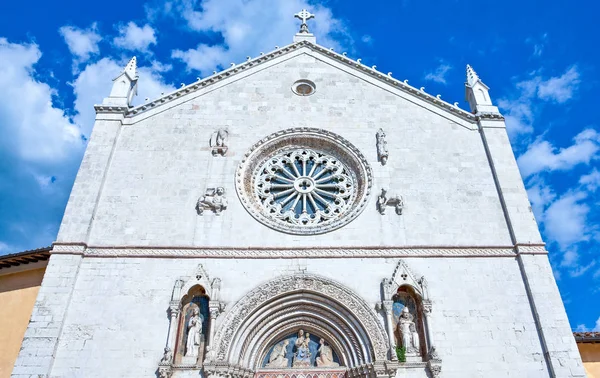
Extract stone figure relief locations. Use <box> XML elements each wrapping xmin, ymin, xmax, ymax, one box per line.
<box><xmin>160</xmin><ymin>347</ymin><xmax>173</xmax><ymax>365</ymax></box>
<box><xmin>210</xmin><ymin>128</ymin><xmax>229</xmax><ymax>156</ymax></box>
<box><xmin>196</xmin><ymin>187</ymin><xmax>228</xmax><ymax>215</ymax></box>
<box><xmin>376</xmin><ymin>128</ymin><xmax>389</xmax><ymax>165</ymax></box>
<box><xmin>293</xmin><ymin>330</ymin><xmax>312</xmax><ymax>368</ymax></box>
<box><xmin>185</xmin><ymin>308</ymin><xmax>203</xmax><ymax>357</ymax></box>
<box><xmin>265</xmin><ymin>340</ymin><xmax>290</xmax><ymax>368</ymax></box>
<box><xmin>316</xmin><ymin>338</ymin><xmax>339</xmax><ymax>367</ymax></box>
<box><xmin>377</xmin><ymin>188</ymin><xmax>404</xmax><ymax>215</ymax></box>
<box><xmin>397</xmin><ymin>307</ymin><xmax>420</xmax><ymax>354</ymax></box>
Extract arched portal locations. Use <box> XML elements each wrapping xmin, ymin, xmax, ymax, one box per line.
<box><xmin>208</xmin><ymin>274</ymin><xmax>389</xmax><ymax>371</ymax></box>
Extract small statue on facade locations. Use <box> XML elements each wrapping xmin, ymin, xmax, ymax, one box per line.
<box><xmin>293</xmin><ymin>330</ymin><xmax>312</xmax><ymax>367</ymax></box>
<box><xmin>265</xmin><ymin>339</ymin><xmax>290</xmax><ymax>368</ymax></box>
<box><xmin>316</xmin><ymin>338</ymin><xmax>339</xmax><ymax>367</ymax></box>
<box><xmin>376</xmin><ymin>128</ymin><xmax>389</xmax><ymax>165</ymax></box>
<box><xmin>377</xmin><ymin>188</ymin><xmax>404</xmax><ymax>215</ymax></box>
<box><xmin>397</xmin><ymin>307</ymin><xmax>420</xmax><ymax>354</ymax></box>
<box><xmin>159</xmin><ymin>347</ymin><xmax>173</xmax><ymax>365</ymax></box>
<box><xmin>196</xmin><ymin>187</ymin><xmax>228</xmax><ymax>215</ymax></box>
<box><xmin>185</xmin><ymin>308</ymin><xmax>202</xmax><ymax>357</ymax></box>
<box><xmin>210</xmin><ymin>128</ymin><xmax>229</xmax><ymax>156</ymax></box>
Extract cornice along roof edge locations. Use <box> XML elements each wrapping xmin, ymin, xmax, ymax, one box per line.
<box><xmin>124</xmin><ymin>40</ymin><xmax>486</xmax><ymax>122</ymax></box>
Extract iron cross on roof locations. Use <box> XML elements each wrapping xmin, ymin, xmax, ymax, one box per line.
<box><xmin>294</xmin><ymin>9</ymin><xmax>315</xmax><ymax>33</ymax></box>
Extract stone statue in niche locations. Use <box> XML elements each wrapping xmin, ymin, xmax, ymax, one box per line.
<box><xmin>377</xmin><ymin>188</ymin><xmax>404</xmax><ymax>215</ymax></box>
<box><xmin>397</xmin><ymin>307</ymin><xmax>420</xmax><ymax>353</ymax></box>
<box><xmin>185</xmin><ymin>308</ymin><xmax>202</xmax><ymax>357</ymax></box>
<box><xmin>210</xmin><ymin>128</ymin><xmax>229</xmax><ymax>156</ymax></box>
<box><xmin>376</xmin><ymin>128</ymin><xmax>389</xmax><ymax>165</ymax></box>
<box><xmin>265</xmin><ymin>340</ymin><xmax>290</xmax><ymax>368</ymax></box>
<box><xmin>196</xmin><ymin>187</ymin><xmax>228</xmax><ymax>215</ymax></box>
<box><xmin>316</xmin><ymin>338</ymin><xmax>339</xmax><ymax>367</ymax></box>
<box><xmin>293</xmin><ymin>330</ymin><xmax>312</xmax><ymax>368</ymax></box>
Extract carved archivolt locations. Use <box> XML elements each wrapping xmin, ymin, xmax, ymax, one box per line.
<box><xmin>209</xmin><ymin>273</ymin><xmax>389</xmax><ymax>369</ymax></box>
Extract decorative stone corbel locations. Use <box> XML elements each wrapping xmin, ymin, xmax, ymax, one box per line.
<box><xmin>157</xmin><ymin>347</ymin><xmax>174</xmax><ymax>378</ymax></box>
<box><xmin>210</xmin><ymin>128</ymin><xmax>229</xmax><ymax>156</ymax></box>
<box><xmin>376</xmin><ymin>128</ymin><xmax>389</xmax><ymax>165</ymax></box>
<box><xmin>377</xmin><ymin>189</ymin><xmax>404</xmax><ymax>215</ymax></box>
<box><xmin>196</xmin><ymin>187</ymin><xmax>228</xmax><ymax>215</ymax></box>
<box><xmin>426</xmin><ymin>348</ymin><xmax>442</xmax><ymax>378</ymax></box>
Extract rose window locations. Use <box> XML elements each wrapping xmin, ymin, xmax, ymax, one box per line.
<box><xmin>255</xmin><ymin>149</ymin><xmax>354</xmax><ymax>226</ymax></box>
<box><xmin>235</xmin><ymin>128</ymin><xmax>372</xmax><ymax>235</ymax></box>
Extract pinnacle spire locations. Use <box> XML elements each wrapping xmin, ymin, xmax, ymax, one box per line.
<box><xmin>124</xmin><ymin>56</ymin><xmax>138</xmax><ymax>81</ymax></box>
<box><xmin>466</xmin><ymin>64</ymin><xmax>480</xmax><ymax>87</ymax></box>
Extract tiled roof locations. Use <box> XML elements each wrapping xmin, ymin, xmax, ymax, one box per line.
<box><xmin>0</xmin><ymin>246</ymin><xmax>51</xmax><ymax>270</ymax></box>
<box><xmin>574</xmin><ymin>332</ymin><xmax>600</xmax><ymax>343</ymax></box>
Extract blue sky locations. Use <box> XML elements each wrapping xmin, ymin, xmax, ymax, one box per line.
<box><xmin>0</xmin><ymin>0</ymin><xmax>598</xmax><ymax>330</ymax></box>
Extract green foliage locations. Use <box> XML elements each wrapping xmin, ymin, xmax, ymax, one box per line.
<box><xmin>395</xmin><ymin>346</ymin><xmax>406</xmax><ymax>362</ymax></box>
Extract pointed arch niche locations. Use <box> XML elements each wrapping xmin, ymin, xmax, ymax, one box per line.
<box><xmin>159</xmin><ymin>264</ymin><xmax>225</xmax><ymax>375</ymax></box>
<box><xmin>380</xmin><ymin>260</ymin><xmax>435</xmax><ymax>365</ymax></box>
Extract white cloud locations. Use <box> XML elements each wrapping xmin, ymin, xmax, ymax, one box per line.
<box><xmin>525</xmin><ymin>177</ymin><xmax>555</xmax><ymax>220</ymax></box>
<box><xmin>424</xmin><ymin>62</ymin><xmax>452</xmax><ymax>85</ymax></box>
<box><xmin>0</xmin><ymin>241</ymin><xmax>9</xmax><ymax>253</ymax></box>
<box><xmin>59</xmin><ymin>23</ymin><xmax>102</xmax><ymax>65</ymax></box>
<box><xmin>172</xmin><ymin>44</ymin><xmax>228</xmax><ymax>73</ymax></box>
<box><xmin>499</xmin><ymin>66</ymin><xmax>581</xmax><ymax>138</ymax></box>
<box><xmin>72</xmin><ymin>58</ymin><xmax>176</xmax><ymax>136</ymax></box>
<box><xmin>113</xmin><ymin>22</ymin><xmax>157</xmax><ymax>53</ymax></box>
<box><xmin>517</xmin><ymin>129</ymin><xmax>600</xmax><ymax>177</ymax></box>
<box><xmin>569</xmin><ymin>261</ymin><xmax>596</xmax><ymax>278</ymax></box>
<box><xmin>361</xmin><ymin>35</ymin><xmax>373</xmax><ymax>45</ymax></box>
<box><xmin>579</xmin><ymin>169</ymin><xmax>600</xmax><ymax>191</ymax></box>
<box><xmin>167</xmin><ymin>0</ymin><xmax>350</xmax><ymax>74</ymax></box>
<box><xmin>560</xmin><ymin>249</ymin><xmax>579</xmax><ymax>268</ymax></box>
<box><xmin>0</xmin><ymin>38</ymin><xmax>82</xmax><ymax>163</ymax></box>
<box><xmin>544</xmin><ymin>191</ymin><xmax>590</xmax><ymax>248</ymax></box>
<box><xmin>497</xmin><ymin>98</ymin><xmax>534</xmax><ymax>137</ymax></box>
<box><xmin>537</xmin><ymin>66</ymin><xmax>580</xmax><ymax>103</ymax></box>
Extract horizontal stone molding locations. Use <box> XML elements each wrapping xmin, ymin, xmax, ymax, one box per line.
<box><xmin>51</xmin><ymin>244</ymin><xmax>86</xmax><ymax>254</ymax></box>
<box><xmin>52</xmin><ymin>245</ymin><xmax>550</xmax><ymax>258</ymax></box>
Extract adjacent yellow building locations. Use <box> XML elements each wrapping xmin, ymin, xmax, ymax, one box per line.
<box><xmin>575</xmin><ymin>331</ymin><xmax>600</xmax><ymax>378</ymax></box>
<box><xmin>0</xmin><ymin>247</ymin><xmax>50</xmax><ymax>378</ymax></box>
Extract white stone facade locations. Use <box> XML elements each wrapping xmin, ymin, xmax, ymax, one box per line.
<box><xmin>13</xmin><ymin>39</ymin><xmax>584</xmax><ymax>378</ymax></box>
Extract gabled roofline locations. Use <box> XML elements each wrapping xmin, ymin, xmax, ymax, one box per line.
<box><xmin>119</xmin><ymin>40</ymin><xmax>497</xmax><ymax>123</ymax></box>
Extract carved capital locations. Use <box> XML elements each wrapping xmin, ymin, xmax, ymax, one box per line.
<box><xmin>381</xmin><ymin>300</ymin><xmax>394</xmax><ymax>314</ymax></box>
<box><xmin>168</xmin><ymin>303</ymin><xmax>180</xmax><ymax>318</ymax></box>
<box><xmin>421</xmin><ymin>300</ymin><xmax>432</xmax><ymax>316</ymax></box>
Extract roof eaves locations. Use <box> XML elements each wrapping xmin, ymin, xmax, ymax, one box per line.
<box><xmin>0</xmin><ymin>246</ymin><xmax>52</xmax><ymax>270</ymax></box>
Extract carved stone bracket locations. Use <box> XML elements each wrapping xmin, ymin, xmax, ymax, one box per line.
<box><xmin>157</xmin><ymin>364</ymin><xmax>173</xmax><ymax>378</ymax></box>
<box><xmin>196</xmin><ymin>187</ymin><xmax>228</xmax><ymax>215</ymax></box>
<box><xmin>376</xmin><ymin>128</ymin><xmax>389</xmax><ymax>165</ymax></box>
<box><xmin>377</xmin><ymin>189</ymin><xmax>403</xmax><ymax>215</ymax></box>
<box><xmin>210</xmin><ymin>128</ymin><xmax>229</xmax><ymax>156</ymax></box>
<box><xmin>426</xmin><ymin>360</ymin><xmax>442</xmax><ymax>378</ymax></box>
<box><xmin>157</xmin><ymin>347</ymin><xmax>174</xmax><ymax>378</ymax></box>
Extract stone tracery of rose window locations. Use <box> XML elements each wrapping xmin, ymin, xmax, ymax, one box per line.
<box><xmin>255</xmin><ymin>149</ymin><xmax>354</xmax><ymax>226</ymax></box>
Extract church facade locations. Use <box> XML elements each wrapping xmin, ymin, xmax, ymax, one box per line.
<box><xmin>13</xmin><ymin>12</ymin><xmax>585</xmax><ymax>378</ymax></box>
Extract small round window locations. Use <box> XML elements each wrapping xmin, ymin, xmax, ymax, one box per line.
<box><xmin>292</xmin><ymin>79</ymin><xmax>316</xmax><ymax>96</ymax></box>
